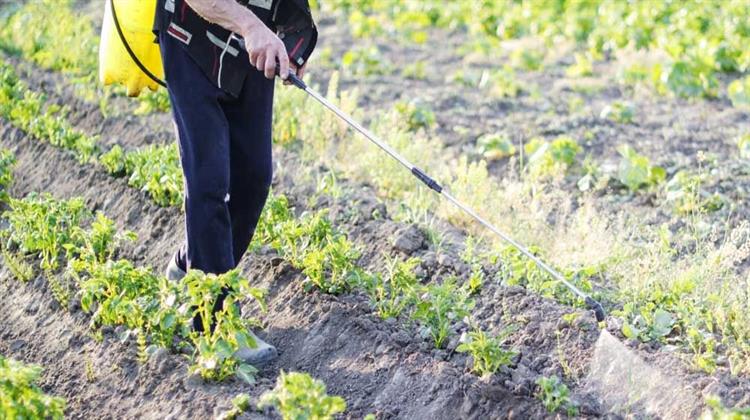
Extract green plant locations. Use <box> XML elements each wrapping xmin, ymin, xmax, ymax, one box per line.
<box><xmin>457</xmin><ymin>328</ymin><xmax>517</xmax><ymax>377</ymax></box>
<box><xmin>0</xmin><ymin>355</ymin><xmax>65</xmax><ymax>419</ymax></box>
<box><xmin>363</xmin><ymin>256</ymin><xmax>421</xmax><ymax>319</ymax></box>
<box><xmin>478</xmin><ymin>67</ymin><xmax>520</xmax><ymax>98</ymax></box>
<box><xmin>728</xmin><ymin>76</ymin><xmax>750</xmax><ymax>109</ymax></box>
<box><xmin>702</xmin><ymin>395</ymin><xmax>750</xmax><ymax>420</ymax></box>
<box><xmin>252</xmin><ymin>194</ymin><xmax>362</xmax><ymax>294</ymax></box>
<box><xmin>0</xmin><ymin>149</ymin><xmax>15</xmax><ymax>204</ymax></box>
<box><xmin>566</xmin><ymin>53</ymin><xmax>593</xmax><ymax>77</ymax></box>
<box><xmin>524</xmin><ymin>136</ymin><xmax>582</xmax><ymax>177</ymax></box>
<box><xmin>3</xmin><ymin>193</ymin><xmax>89</xmax><ymax>271</ymax></box>
<box><xmin>501</xmin><ymin>245</ymin><xmax>595</xmax><ymax>308</ymax></box>
<box><xmin>394</xmin><ymin>100</ymin><xmax>436</xmax><ymax>131</ymax></box>
<box><xmin>217</xmin><ymin>394</ymin><xmax>252</xmax><ymax>420</ymax></box>
<box><xmin>536</xmin><ymin>375</ymin><xmax>578</xmax><ymax>417</ymax></box>
<box><xmin>0</xmin><ymin>61</ymin><xmax>99</xmax><ymax>163</ymax></box>
<box><xmin>258</xmin><ymin>371</ymin><xmax>346</xmax><ymax>420</ymax></box>
<box><xmin>737</xmin><ymin>134</ymin><xmax>750</xmax><ymax>159</ymax></box>
<box><xmin>477</xmin><ymin>133</ymin><xmax>516</xmax><ymax>161</ymax></box>
<box><xmin>620</xmin><ymin>303</ymin><xmax>675</xmax><ymax>342</ymax></box>
<box><xmin>184</xmin><ymin>269</ymin><xmax>265</xmax><ymax>383</ymax></box>
<box><xmin>341</xmin><ymin>46</ymin><xmax>391</xmax><ymax>76</ymax></box>
<box><xmin>664</xmin><ymin>171</ymin><xmax>724</xmax><ymax>216</ymax></box>
<box><xmin>466</xmin><ymin>266</ymin><xmax>484</xmax><ymax>295</ymax></box>
<box><xmin>617</xmin><ymin>144</ymin><xmax>666</xmax><ymax>191</ymax></box>
<box><xmin>600</xmin><ymin>101</ymin><xmax>634</xmax><ymax>124</ymax></box>
<box><xmin>101</xmin><ymin>144</ymin><xmax>183</xmax><ymax>207</ymax></box>
<box><xmin>412</xmin><ymin>278</ymin><xmax>475</xmax><ymax>348</ymax></box>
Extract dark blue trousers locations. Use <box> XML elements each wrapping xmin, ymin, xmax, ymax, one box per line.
<box><xmin>159</xmin><ymin>30</ymin><xmax>274</xmax><ymax>276</ymax></box>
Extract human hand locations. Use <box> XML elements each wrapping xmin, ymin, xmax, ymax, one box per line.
<box><xmin>241</xmin><ymin>23</ymin><xmax>290</xmax><ymax>80</ymax></box>
<box><xmin>284</xmin><ymin>63</ymin><xmax>307</xmax><ymax>85</ymax></box>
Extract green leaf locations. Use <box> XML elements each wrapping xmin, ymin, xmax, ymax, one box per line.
<box><xmin>235</xmin><ymin>364</ymin><xmax>258</xmax><ymax>385</ymax></box>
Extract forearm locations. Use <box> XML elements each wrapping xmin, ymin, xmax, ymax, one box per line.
<box><xmin>184</xmin><ymin>0</ymin><xmax>263</xmax><ymax>35</ymax></box>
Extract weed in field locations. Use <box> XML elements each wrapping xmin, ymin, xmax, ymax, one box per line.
<box><xmin>258</xmin><ymin>370</ymin><xmax>346</xmax><ymax>420</ymax></box>
<box><xmin>536</xmin><ymin>375</ymin><xmax>578</xmax><ymax>417</ymax></box>
<box><xmin>412</xmin><ymin>277</ymin><xmax>474</xmax><ymax>349</ymax></box>
<box><xmin>1</xmin><ymin>249</ymin><xmax>34</xmax><ymax>282</ymax></box>
<box><xmin>664</xmin><ymin>171</ymin><xmax>724</xmax><ymax>216</ymax></box>
<box><xmin>402</xmin><ymin>61</ymin><xmax>427</xmax><ymax>80</ymax></box>
<box><xmin>457</xmin><ymin>327</ymin><xmax>516</xmax><ymax>377</ymax></box>
<box><xmin>617</xmin><ymin>144</ymin><xmax>666</xmax><ymax>192</ymax></box>
<box><xmin>0</xmin><ymin>355</ymin><xmax>65</xmax><ymax>419</ymax></box>
<box><xmin>510</xmin><ymin>48</ymin><xmax>544</xmax><ymax>71</ymax></box>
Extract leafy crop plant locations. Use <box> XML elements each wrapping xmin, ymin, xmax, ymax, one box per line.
<box><xmin>258</xmin><ymin>371</ymin><xmax>346</xmax><ymax>420</ymax></box>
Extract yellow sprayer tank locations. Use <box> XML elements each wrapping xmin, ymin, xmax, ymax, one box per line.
<box><xmin>99</xmin><ymin>0</ymin><xmax>164</xmax><ymax>97</ymax></box>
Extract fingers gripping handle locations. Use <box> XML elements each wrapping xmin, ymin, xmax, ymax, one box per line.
<box><xmin>274</xmin><ymin>64</ymin><xmax>307</xmax><ymax>90</ymax></box>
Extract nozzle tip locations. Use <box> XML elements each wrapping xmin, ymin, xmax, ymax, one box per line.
<box><xmin>585</xmin><ymin>296</ymin><xmax>606</xmax><ymax>322</ymax></box>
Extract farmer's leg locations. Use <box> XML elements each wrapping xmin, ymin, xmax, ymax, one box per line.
<box><xmin>160</xmin><ymin>31</ymin><xmax>235</xmax><ymax>275</ymax></box>
<box><xmin>222</xmin><ymin>66</ymin><xmax>275</xmax><ymax>265</ymax></box>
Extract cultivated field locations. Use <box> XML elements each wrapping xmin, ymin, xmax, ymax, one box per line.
<box><xmin>1</xmin><ymin>0</ymin><xmax>750</xmax><ymax>419</ymax></box>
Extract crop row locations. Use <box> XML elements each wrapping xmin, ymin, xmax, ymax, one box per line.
<box><xmin>0</xmin><ymin>150</ymin><xmax>356</xmax><ymax>419</ymax></box>
<box><xmin>320</xmin><ymin>0</ymin><xmax>750</xmax><ymax>103</ymax></box>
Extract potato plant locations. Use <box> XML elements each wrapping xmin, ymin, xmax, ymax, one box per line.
<box><xmin>0</xmin><ymin>148</ymin><xmax>14</xmax><ymax>204</ymax></box>
<box><xmin>617</xmin><ymin>144</ymin><xmax>666</xmax><ymax>192</ymax></box>
<box><xmin>536</xmin><ymin>375</ymin><xmax>578</xmax><ymax>417</ymax></box>
<box><xmin>0</xmin><ymin>355</ymin><xmax>65</xmax><ymax>420</ymax></box>
<box><xmin>457</xmin><ymin>328</ymin><xmax>517</xmax><ymax>377</ymax></box>
<box><xmin>101</xmin><ymin>144</ymin><xmax>183</xmax><ymax>207</ymax></box>
<box><xmin>362</xmin><ymin>256</ymin><xmax>421</xmax><ymax>320</ymax></box>
<box><xmin>251</xmin><ymin>193</ymin><xmax>363</xmax><ymax>294</ymax></box>
<box><xmin>412</xmin><ymin>278</ymin><xmax>475</xmax><ymax>349</ymax></box>
<box><xmin>258</xmin><ymin>370</ymin><xmax>346</xmax><ymax>420</ymax></box>
<box><xmin>184</xmin><ymin>269</ymin><xmax>266</xmax><ymax>383</ymax></box>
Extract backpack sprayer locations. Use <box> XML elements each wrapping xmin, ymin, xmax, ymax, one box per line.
<box><xmin>282</xmin><ymin>71</ymin><xmax>606</xmax><ymax>322</ymax></box>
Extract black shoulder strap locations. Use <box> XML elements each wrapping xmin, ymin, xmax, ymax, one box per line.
<box><xmin>109</xmin><ymin>0</ymin><xmax>167</xmax><ymax>88</ymax></box>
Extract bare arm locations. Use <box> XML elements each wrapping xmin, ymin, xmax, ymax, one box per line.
<box><xmin>184</xmin><ymin>0</ymin><xmax>290</xmax><ymax>79</ymax></box>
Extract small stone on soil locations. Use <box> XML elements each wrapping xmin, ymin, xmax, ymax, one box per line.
<box><xmin>392</xmin><ymin>225</ymin><xmax>425</xmax><ymax>254</ymax></box>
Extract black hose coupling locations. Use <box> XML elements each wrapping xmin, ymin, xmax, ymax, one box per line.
<box><xmin>585</xmin><ymin>296</ymin><xmax>606</xmax><ymax>322</ymax></box>
<box><xmin>411</xmin><ymin>167</ymin><xmax>443</xmax><ymax>193</ymax></box>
